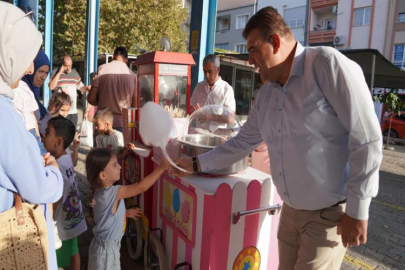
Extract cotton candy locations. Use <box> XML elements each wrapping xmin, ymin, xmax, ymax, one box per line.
<box><xmin>139</xmin><ymin>102</ymin><xmax>191</xmax><ymax>173</ymax></box>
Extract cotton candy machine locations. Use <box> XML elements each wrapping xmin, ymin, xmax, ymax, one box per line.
<box><xmin>178</xmin><ymin>105</ymin><xmax>248</xmax><ymax>175</ymax></box>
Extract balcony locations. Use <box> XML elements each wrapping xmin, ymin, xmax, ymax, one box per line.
<box><xmin>311</xmin><ymin>0</ymin><xmax>338</xmax><ymax>9</ymax></box>
<box><xmin>308</xmin><ymin>29</ymin><xmax>336</xmax><ymax>45</ymax></box>
<box><xmin>308</xmin><ymin>5</ymin><xmax>337</xmax><ymax>44</ymax></box>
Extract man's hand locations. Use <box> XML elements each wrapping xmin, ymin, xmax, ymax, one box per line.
<box><xmin>43</xmin><ymin>153</ymin><xmax>59</xmax><ymax>169</ymax></box>
<box><xmin>198</xmin><ymin>114</ymin><xmax>210</xmax><ymax>123</ymax></box>
<box><xmin>58</xmin><ymin>65</ymin><xmax>68</xmax><ymax>75</ymax></box>
<box><xmin>171</xmin><ymin>156</ymin><xmax>193</xmax><ymax>177</ymax></box>
<box><xmin>337</xmin><ymin>214</ymin><xmax>368</xmax><ymax>247</ymax></box>
<box><xmin>80</xmin><ymin>85</ymin><xmax>90</xmax><ymax>94</ymax></box>
<box><xmin>126</xmin><ymin>208</ymin><xmax>142</xmax><ymax>220</ymax></box>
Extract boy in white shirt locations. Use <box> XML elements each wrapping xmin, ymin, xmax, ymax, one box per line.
<box><xmin>93</xmin><ymin>107</ymin><xmax>132</xmax><ymax>161</ymax></box>
<box><xmin>43</xmin><ymin>116</ymin><xmax>87</xmax><ymax>270</ymax></box>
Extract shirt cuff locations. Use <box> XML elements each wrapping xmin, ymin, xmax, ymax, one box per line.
<box><xmin>345</xmin><ymin>196</ymin><xmax>372</xmax><ymax>220</ymax></box>
<box><xmin>198</xmin><ymin>152</ymin><xmax>215</xmax><ymax>172</ymax></box>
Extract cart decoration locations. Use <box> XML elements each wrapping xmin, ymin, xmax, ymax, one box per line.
<box><xmin>160</xmin><ymin>175</ymin><xmax>197</xmax><ymax>246</ymax></box>
<box><xmin>233</xmin><ymin>246</ymin><xmax>260</xmax><ymax>270</ymax></box>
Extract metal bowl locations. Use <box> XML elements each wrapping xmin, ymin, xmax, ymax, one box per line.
<box><xmin>178</xmin><ymin>134</ymin><xmax>248</xmax><ymax>175</ymax></box>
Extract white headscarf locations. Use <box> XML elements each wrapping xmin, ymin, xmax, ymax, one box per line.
<box><xmin>0</xmin><ymin>2</ymin><xmax>42</xmax><ymax>99</ymax></box>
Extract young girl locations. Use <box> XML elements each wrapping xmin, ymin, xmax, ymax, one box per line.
<box><xmin>38</xmin><ymin>88</ymin><xmax>72</xmax><ymax>136</ymax></box>
<box><xmin>39</xmin><ymin>89</ymin><xmax>81</xmax><ymax>166</ymax></box>
<box><xmin>86</xmin><ymin>148</ymin><xmax>169</xmax><ymax>270</ymax></box>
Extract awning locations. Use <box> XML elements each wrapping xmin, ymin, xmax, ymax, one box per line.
<box><xmin>217</xmin><ymin>49</ymin><xmax>405</xmax><ymax>89</ymax></box>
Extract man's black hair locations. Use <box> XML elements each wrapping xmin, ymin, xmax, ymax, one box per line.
<box><xmin>48</xmin><ymin>116</ymin><xmax>76</xmax><ymax>149</ymax></box>
<box><xmin>113</xmin><ymin>46</ymin><xmax>128</xmax><ymax>59</ymax></box>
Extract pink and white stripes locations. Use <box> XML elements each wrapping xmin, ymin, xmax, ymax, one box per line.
<box><xmin>152</xmin><ymin>168</ymin><xmax>281</xmax><ymax>270</ymax></box>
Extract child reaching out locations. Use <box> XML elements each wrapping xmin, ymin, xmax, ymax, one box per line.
<box><xmin>43</xmin><ymin>116</ymin><xmax>87</xmax><ymax>270</ymax></box>
<box><xmin>86</xmin><ymin>148</ymin><xmax>169</xmax><ymax>270</ymax></box>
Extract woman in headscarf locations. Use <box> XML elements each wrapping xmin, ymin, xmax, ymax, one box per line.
<box><xmin>0</xmin><ymin>2</ymin><xmax>63</xmax><ymax>269</ymax></box>
<box><xmin>22</xmin><ymin>50</ymin><xmax>50</xmax><ymax>120</ymax></box>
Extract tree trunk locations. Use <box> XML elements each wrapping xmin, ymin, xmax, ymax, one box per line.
<box><xmin>386</xmin><ymin>113</ymin><xmax>394</xmax><ymax>148</ymax></box>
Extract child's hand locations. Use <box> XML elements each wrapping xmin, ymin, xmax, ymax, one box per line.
<box><xmin>158</xmin><ymin>157</ymin><xmax>170</xmax><ymax>171</ymax></box>
<box><xmin>73</xmin><ymin>132</ymin><xmax>81</xmax><ymax>148</ymax></box>
<box><xmin>126</xmin><ymin>143</ymin><xmax>135</xmax><ymax>149</ymax></box>
<box><xmin>126</xmin><ymin>207</ymin><xmax>142</xmax><ymax>220</ymax></box>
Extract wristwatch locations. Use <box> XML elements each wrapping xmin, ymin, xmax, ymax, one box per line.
<box><xmin>192</xmin><ymin>157</ymin><xmax>198</xmax><ymax>173</ymax></box>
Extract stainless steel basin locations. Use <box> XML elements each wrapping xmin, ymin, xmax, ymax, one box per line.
<box><xmin>178</xmin><ymin>134</ymin><xmax>248</xmax><ymax>175</ymax></box>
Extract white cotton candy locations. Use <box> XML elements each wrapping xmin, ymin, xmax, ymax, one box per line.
<box><xmin>139</xmin><ymin>102</ymin><xmax>191</xmax><ymax>173</ymax></box>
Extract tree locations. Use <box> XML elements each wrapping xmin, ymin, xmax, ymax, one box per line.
<box><xmin>374</xmin><ymin>89</ymin><xmax>405</xmax><ymax>149</ymax></box>
<box><xmin>38</xmin><ymin>0</ymin><xmax>189</xmax><ymax>60</ymax></box>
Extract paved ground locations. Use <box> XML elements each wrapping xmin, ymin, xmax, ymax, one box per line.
<box><xmin>72</xmin><ymin>101</ymin><xmax>405</xmax><ymax>270</ymax></box>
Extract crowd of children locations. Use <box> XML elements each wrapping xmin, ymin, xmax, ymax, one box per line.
<box><xmin>14</xmin><ymin>85</ymin><xmax>168</xmax><ymax>269</ymax></box>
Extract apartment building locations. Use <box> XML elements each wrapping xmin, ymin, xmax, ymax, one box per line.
<box><xmin>215</xmin><ymin>0</ymin><xmax>256</xmax><ymax>53</ymax></box>
<box><xmin>390</xmin><ymin>0</ymin><xmax>405</xmax><ymax>69</ymax></box>
<box><xmin>258</xmin><ymin>0</ymin><xmax>308</xmax><ymax>45</ymax></box>
<box><xmin>306</xmin><ymin>0</ymin><xmax>399</xmax><ymax>59</ymax></box>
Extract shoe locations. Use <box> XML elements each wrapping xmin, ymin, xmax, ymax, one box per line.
<box><xmin>53</xmin><ymin>221</ymin><xmax>62</xmax><ymax>250</ymax></box>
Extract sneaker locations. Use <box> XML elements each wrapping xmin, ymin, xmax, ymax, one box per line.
<box><xmin>53</xmin><ymin>221</ymin><xmax>62</xmax><ymax>250</ymax></box>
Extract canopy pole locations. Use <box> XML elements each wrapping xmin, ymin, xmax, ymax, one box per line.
<box><xmin>370</xmin><ymin>54</ymin><xmax>376</xmax><ymax>95</ymax></box>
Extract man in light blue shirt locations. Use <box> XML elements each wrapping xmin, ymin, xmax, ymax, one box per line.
<box><xmin>174</xmin><ymin>7</ymin><xmax>382</xmax><ymax>269</ymax></box>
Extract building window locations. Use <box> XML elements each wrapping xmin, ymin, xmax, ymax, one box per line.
<box><xmin>236</xmin><ymin>14</ymin><xmax>249</xmax><ymax>29</ymax></box>
<box><xmin>297</xmin><ymin>19</ymin><xmax>305</xmax><ymax>28</ymax></box>
<box><xmin>393</xmin><ymin>44</ymin><xmax>405</xmax><ymax>68</ymax></box>
<box><xmin>398</xmin><ymin>13</ymin><xmax>405</xmax><ymax>23</ymax></box>
<box><xmin>215</xmin><ymin>43</ymin><xmax>229</xmax><ymax>50</ymax></box>
<box><xmin>354</xmin><ymin>7</ymin><xmax>372</xmax><ymax>26</ymax></box>
<box><xmin>285</xmin><ymin>19</ymin><xmax>305</xmax><ymax>29</ymax></box>
<box><xmin>235</xmin><ymin>44</ymin><xmax>247</xmax><ymax>53</ymax></box>
<box><xmin>217</xmin><ymin>15</ymin><xmax>231</xmax><ymax>31</ymax></box>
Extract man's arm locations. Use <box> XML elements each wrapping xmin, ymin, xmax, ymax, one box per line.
<box><xmin>131</xmin><ymin>89</ymin><xmax>137</xmax><ymax>108</ymax></box>
<box><xmin>190</xmin><ymin>85</ymin><xmax>198</xmax><ymax>106</ymax></box>
<box><xmin>131</xmin><ymin>75</ymin><xmax>137</xmax><ymax>107</ymax></box>
<box><xmin>87</xmin><ymin>85</ymin><xmax>99</xmax><ymax>106</ymax></box>
<box><xmin>224</xmin><ymin>85</ymin><xmax>237</xmax><ymax>113</ymax></box>
<box><xmin>319</xmin><ymin>51</ymin><xmax>382</xmax><ymax>247</ymax></box>
<box><xmin>320</xmin><ymin>52</ymin><xmax>382</xmax><ymax>220</ymax></box>
<box><xmin>49</xmin><ymin>66</ymin><xmax>65</xmax><ymax>90</ymax></box>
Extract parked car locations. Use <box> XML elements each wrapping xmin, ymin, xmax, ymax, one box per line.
<box><xmin>381</xmin><ymin>112</ymin><xmax>405</xmax><ymax>139</ymax></box>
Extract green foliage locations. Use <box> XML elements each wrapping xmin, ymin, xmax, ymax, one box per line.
<box><xmin>374</xmin><ymin>89</ymin><xmax>405</xmax><ymax>147</ymax></box>
<box><xmin>38</xmin><ymin>0</ymin><xmax>189</xmax><ymax>60</ymax></box>
<box><xmin>374</xmin><ymin>89</ymin><xmax>405</xmax><ymax>115</ymax></box>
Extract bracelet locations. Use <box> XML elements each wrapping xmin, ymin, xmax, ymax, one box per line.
<box><xmin>192</xmin><ymin>157</ymin><xmax>198</xmax><ymax>173</ymax></box>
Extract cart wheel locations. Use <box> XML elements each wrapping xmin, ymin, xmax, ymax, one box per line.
<box><xmin>126</xmin><ymin>217</ymin><xmax>143</xmax><ymax>260</ymax></box>
<box><xmin>144</xmin><ymin>233</ymin><xmax>169</xmax><ymax>270</ymax></box>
